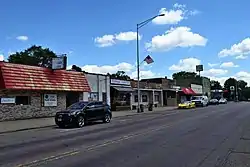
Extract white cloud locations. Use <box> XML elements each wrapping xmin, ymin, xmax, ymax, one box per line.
<box><xmin>208</xmin><ymin>63</ymin><xmax>218</xmax><ymax>67</ymax></box>
<box><xmin>16</xmin><ymin>36</ymin><xmax>28</xmax><ymax>41</ymax></box>
<box><xmin>82</xmin><ymin>62</ymin><xmax>134</xmax><ymax>74</ymax></box>
<box><xmin>220</xmin><ymin>62</ymin><xmax>239</xmax><ymax>68</ymax></box>
<box><xmin>235</xmin><ymin>55</ymin><xmax>248</xmax><ymax>59</ymax></box>
<box><xmin>94</xmin><ymin>35</ymin><xmax>115</xmax><ymax>47</ymax></box>
<box><xmin>218</xmin><ymin>38</ymin><xmax>250</xmax><ymax>58</ymax></box>
<box><xmin>95</xmin><ymin>31</ymin><xmax>141</xmax><ymax>47</ymax></box>
<box><xmin>202</xmin><ymin>68</ymin><xmax>228</xmax><ymax>76</ymax></box>
<box><xmin>169</xmin><ymin>57</ymin><xmax>201</xmax><ymax>72</ymax></box>
<box><xmin>130</xmin><ymin>70</ymin><xmax>160</xmax><ymax>79</ymax></box>
<box><xmin>146</xmin><ymin>27</ymin><xmax>207</xmax><ymax>51</ymax></box>
<box><xmin>152</xmin><ymin>3</ymin><xmax>198</xmax><ymax>25</ymax></box>
<box><xmin>0</xmin><ymin>54</ymin><xmax>4</xmax><ymax>61</ymax></box>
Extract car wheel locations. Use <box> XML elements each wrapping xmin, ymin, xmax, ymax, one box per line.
<box><xmin>76</xmin><ymin>115</ymin><xmax>85</xmax><ymax>128</ymax></box>
<box><xmin>103</xmin><ymin>114</ymin><xmax>111</xmax><ymax>123</ymax></box>
<box><xmin>58</xmin><ymin>124</ymin><xmax>65</xmax><ymax>128</ymax></box>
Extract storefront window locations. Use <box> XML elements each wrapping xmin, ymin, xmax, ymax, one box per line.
<box><xmin>134</xmin><ymin>95</ymin><xmax>138</xmax><ymax>102</ymax></box>
<box><xmin>115</xmin><ymin>93</ymin><xmax>130</xmax><ymax>106</ymax></box>
<box><xmin>154</xmin><ymin>95</ymin><xmax>159</xmax><ymax>102</ymax></box>
<box><xmin>88</xmin><ymin>92</ymin><xmax>98</xmax><ymax>101</ymax></box>
<box><xmin>142</xmin><ymin>95</ymin><xmax>148</xmax><ymax>102</ymax></box>
<box><xmin>16</xmin><ymin>96</ymin><xmax>31</xmax><ymax>105</ymax></box>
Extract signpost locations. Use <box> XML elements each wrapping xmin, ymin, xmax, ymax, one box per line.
<box><xmin>196</xmin><ymin>65</ymin><xmax>203</xmax><ymax>76</ymax></box>
<box><xmin>52</xmin><ymin>56</ymin><xmax>67</xmax><ymax>70</ymax></box>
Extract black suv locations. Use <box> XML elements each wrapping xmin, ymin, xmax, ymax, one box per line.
<box><xmin>55</xmin><ymin>101</ymin><xmax>112</xmax><ymax>128</ymax></box>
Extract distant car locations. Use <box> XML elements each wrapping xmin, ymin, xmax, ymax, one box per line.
<box><xmin>55</xmin><ymin>101</ymin><xmax>112</xmax><ymax>128</ymax></box>
<box><xmin>209</xmin><ymin>99</ymin><xmax>219</xmax><ymax>105</ymax></box>
<box><xmin>219</xmin><ymin>98</ymin><xmax>227</xmax><ymax>104</ymax></box>
<box><xmin>178</xmin><ymin>101</ymin><xmax>196</xmax><ymax>109</ymax></box>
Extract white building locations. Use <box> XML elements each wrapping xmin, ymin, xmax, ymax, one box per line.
<box><xmin>82</xmin><ymin>72</ymin><xmax>110</xmax><ymax>106</ymax></box>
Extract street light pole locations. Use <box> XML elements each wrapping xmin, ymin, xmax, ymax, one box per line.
<box><xmin>136</xmin><ymin>14</ymin><xmax>165</xmax><ymax>113</ymax></box>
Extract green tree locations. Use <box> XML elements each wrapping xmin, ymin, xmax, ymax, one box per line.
<box><xmin>210</xmin><ymin>80</ymin><xmax>222</xmax><ymax>90</ymax></box>
<box><xmin>224</xmin><ymin>78</ymin><xmax>237</xmax><ymax>90</ymax></box>
<box><xmin>110</xmin><ymin>71</ymin><xmax>130</xmax><ymax>80</ymax></box>
<box><xmin>238</xmin><ymin>80</ymin><xmax>247</xmax><ymax>90</ymax></box>
<box><xmin>8</xmin><ymin>45</ymin><xmax>57</xmax><ymax>68</ymax></box>
<box><xmin>71</xmin><ymin>65</ymin><xmax>82</xmax><ymax>72</ymax></box>
<box><xmin>172</xmin><ymin>71</ymin><xmax>198</xmax><ymax>80</ymax></box>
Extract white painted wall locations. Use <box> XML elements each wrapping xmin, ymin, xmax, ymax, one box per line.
<box><xmin>83</xmin><ymin>73</ymin><xmax>110</xmax><ymax>106</ymax></box>
<box><xmin>191</xmin><ymin>84</ymin><xmax>203</xmax><ymax>94</ymax></box>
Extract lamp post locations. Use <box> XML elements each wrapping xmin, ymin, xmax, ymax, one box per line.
<box><xmin>136</xmin><ymin>14</ymin><xmax>165</xmax><ymax>113</ymax></box>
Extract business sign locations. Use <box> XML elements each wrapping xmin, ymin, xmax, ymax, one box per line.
<box><xmin>1</xmin><ymin>97</ymin><xmax>15</xmax><ymax>104</ymax></box>
<box><xmin>230</xmin><ymin>86</ymin><xmax>235</xmax><ymax>90</ymax></box>
<box><xmin>110</xmin><ymin>79</ymin><xmax>130</xmax><ymax>86</ymax></box>
<box><xmin>196</xmin><ymin>65</ymin><xmax>203</xmax><ymax>72</ymax></box>
<box><xmin>191</xmin><ymin>84</ymin><xmax>203</xmax><ymax>94</ymax></box>
<box><xmin>52</xmin><ymin>56</ymin><xmax>67</xmax><ymax>70</ymax></box>
<box><xmin>44</xmin><ymin>94</ymin><xmax>57</xmax><ymax>107</ymax></box>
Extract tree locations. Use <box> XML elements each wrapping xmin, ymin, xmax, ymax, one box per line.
<box><xmin>71</xmin><ymin>65</ymin><xmax>82</xmax><ymax>72</ymax></box>
<box><xmin>8</xmin><ymin>45</ymin><xmax>57</xmax><ymax>68</ymax></box>
<box><xmin>111</xmin><ymin>71</ymin><xmax>130</xmax><ymax>80</ymax></box>
<box><xmin>210</xmin><ymin>80</ymin><xmax>222</xmax><ymax>90</ymax></box>
<box><xmin>224</xmin><ymin>78</ymin><xmax>237</xmax><ymax>91</ymax></box>
<box><xmin>172</xmin><ymin>71</ymin><xmax>198</xmax><ymax>80</ymax></box>
<box><xmin>238</xmin><ymin>80</ymin><xmax>247</xmax><ymax>90</ymax></box>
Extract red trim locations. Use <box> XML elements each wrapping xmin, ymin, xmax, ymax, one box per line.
<box><xmin>0</xmin><ymin>62</ymin><xmax>91</xmax><ymax>92</ymax></box>
<box><xmin>181</xmin><ymin>88</ymin><xmax>196</xmax><ymax>95</ymax></box>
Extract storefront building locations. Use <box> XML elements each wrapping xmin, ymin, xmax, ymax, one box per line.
<box><xmin>110</xmin><ymin>79</ymin><xmax>133</xmax><ymax>111</ymax></box>
<box><xmin>131</xmin><ymin>80</ymin><xmax>163</xmax><ymax>110</ymax></box>
<box><xmin>0</xmin><ymin>62</ymin><xmax>90</xmax><ymax>121</ymax></box>
<box><xmin>83</xmin><ymin>72</ymin><xmax>110</xmax><ymax>106</ymax></box>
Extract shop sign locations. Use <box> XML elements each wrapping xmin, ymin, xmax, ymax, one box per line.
<box><xmin>110</xmin><ymin>79</ymin><xmax>130</xmax><ymax>86</ymax></box>
<box><xmin>1</xmin><ymin>97</ymin><xmax>15</xmax><ymax>104</ymax></box>
<box><xmin>191</xmin><ymin>84</ymin><xmax>203</xmax><ymax>94</ymax></box>
<box><xmin>44</xmin><ymin>94</ymin><xmax>57</xmax><ymax>106</ymax></box>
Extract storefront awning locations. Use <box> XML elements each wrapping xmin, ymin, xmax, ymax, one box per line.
<box><xmin>182</xmin><ymin>88</ymin><xmax>196</xmax><ymax>95</ymax></box>
<box><xmin>112</xmin><ymin>86</ymin><xmax>134</xmax><ymax>92</ymax></box>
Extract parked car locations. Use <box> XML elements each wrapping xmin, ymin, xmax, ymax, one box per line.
<box><xmin>191</xmin><ymin>95</ymin><xmax>209</xmax><ymax>107</ymax></box>
<box><xmin>209</xmin><ymin>98</ymin><xmax>219</xmax><ymax>105</ymax></box>
<box><xmin>55</xmin><ymin>101</ymin><xmax>112</xmax><ymax>128</ymax></box>
<box><xmin>219</xmin><ymin>98</ymin><xmax>227</xmax><ymax>104</ymax></box>
<box><xmin>178</xmin><ymin>101</ymin><xmax>196</xmax><ymax>109</ymax></box>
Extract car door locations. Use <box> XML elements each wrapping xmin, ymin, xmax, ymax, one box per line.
<box><xmin>93</xmin><ymin>102</ymin><xmax>105</xmax><ymax>119</ymax></box>
<box><xmin>85</xmin><ymin>102</ymin><xmax>96</xmax><ymax>120</ymax></box>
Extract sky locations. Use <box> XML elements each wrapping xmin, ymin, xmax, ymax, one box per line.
<box><xmin>1</xmin><ymin>0</ymin><xmax>250</xmax><ymax>86</ymax></box>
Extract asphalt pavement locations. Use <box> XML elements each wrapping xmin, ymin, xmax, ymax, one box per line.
<box><xmin>0</xmin><ymin>102</ymin><xmax>250</xmax><ymax>167</ymax></box>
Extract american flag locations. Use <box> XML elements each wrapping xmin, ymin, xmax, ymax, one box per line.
<box><xmin>144</xmin><ymin>55</ymin><xmax>154</xmax><ymax>64</ymax></box>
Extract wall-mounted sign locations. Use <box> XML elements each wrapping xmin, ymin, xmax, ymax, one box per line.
<box><xmin>191</xmin><ymin>84</ymin><xmax>203</xmax><ymax>94</ymax></box>
<box><xmin>44</xmin><ymin>94</ymin><xmax>57</xmax><ymax>106</ymax></box>
<box><xmin>110</xmin><ymin>79</ymin><xmax>130</xmax><ymax>86</ymax></box>
<box><xmin>52</xmin><ymin>56</ymin><xmax>67</xmax><ymax>70</ymax></box>
<box><xmin>1</xmin><ymin>97</ymin><xmax>15</xmax><ymax>104</ymax></box>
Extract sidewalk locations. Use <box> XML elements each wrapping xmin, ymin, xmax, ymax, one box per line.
<box><xmin>0</xmin><ymin>106</ymin><xmax>176</xmax><ymax>134</ymax></box>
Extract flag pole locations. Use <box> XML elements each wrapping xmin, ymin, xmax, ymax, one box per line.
<box><xmin>136</xmin><ymin>24</ymin><xmax>141</xmax><ymax>113</ymax></box>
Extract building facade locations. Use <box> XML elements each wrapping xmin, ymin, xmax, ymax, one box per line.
<box><xmin>83</xmin><ymin>72</ymin><xmax>110</xmax><ymax>106</ymax></box>
<box><xmin>0</xmin><ymin>62</ymin><xmax>90</xmax><ymax>121</ymax></box>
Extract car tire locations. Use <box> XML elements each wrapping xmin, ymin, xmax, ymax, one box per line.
<box><xmin>58</xmin><ymin>124</ymin><xmax>65</xmax><ymax>128</ymax></box>
<box><xmin>103</xmin><ymin>113</ymin><xmax>111</xmax><ymax>123</ymax></box>
<box><xmin>76</xmin><ymin>115</ymin><xmax>85</xmax><ymax>128</ymax></box>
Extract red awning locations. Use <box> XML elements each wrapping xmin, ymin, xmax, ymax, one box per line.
<box><xmin>181</xmin><ymin>88</ymin><xmax>196</xmax><ymax>95</ymax></box>
<box><xmin>0</xmin><ymin>62</ymin><xmax>91</xmax><ymax>92</ymax></box>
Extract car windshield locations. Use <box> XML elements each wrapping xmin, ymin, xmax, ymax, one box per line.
<box><xmin>184</xmin><ymin>101</ymin><xmax>190</xmax><ymax>104</ymax></box>
<box><xmin>67</xmin><ymin>102</ymin><xmax>88</xmax><ymax>110</ymax></box>
<box><xmin>191</xmin><ymin>96</ymin><xmax>202</xmax><ymax>100</ymax></box>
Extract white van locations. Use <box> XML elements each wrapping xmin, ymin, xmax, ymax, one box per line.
<box><xmin>191</xmin><ymin>95</ymin><xmax>209</xmax><ymax>107</ymax></box>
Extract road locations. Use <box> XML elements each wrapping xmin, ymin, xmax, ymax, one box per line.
<box><xmin>0</xmin><ymin>102</ymin><xmax>250</xmax><ymax>167</ymax></box>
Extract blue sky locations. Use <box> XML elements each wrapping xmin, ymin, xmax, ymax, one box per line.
<box><xmin>1</xmin><ymin>0</ymin><xmax>250</xmax><ymax>85</ymax></box>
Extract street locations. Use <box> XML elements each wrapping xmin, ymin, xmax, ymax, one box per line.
<box><xmin>0</xmin><ymin>102</ymin><xmax>250</xmax><ymax>167</ymax></box>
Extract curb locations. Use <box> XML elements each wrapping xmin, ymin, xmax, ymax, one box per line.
<box><xmin>0</xmin><ymin>108</ymin><xmax>178</xmax><ymax>135</ymax></box>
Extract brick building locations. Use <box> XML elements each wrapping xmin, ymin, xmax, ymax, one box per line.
<box><xmin>0</xmin><ymin>62</ymin><xmax>90</xmax><ymax>121</ymax></box>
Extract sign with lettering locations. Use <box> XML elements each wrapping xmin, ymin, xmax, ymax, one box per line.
<box><xmin>191</xmin><ymin>84</ymin><xmax>203</xmax><ymax>94</ymax></box>
<box><xmin>52</xmin><ymin>56</ymin><xmax>67</xmax><ymax>70</ymax></box>
<box><xmin>110</xmin><ymin>79</ymin><xmax>130</xmax><ymax>86</ymax></box>
<box><xmin>44</xmin><ymin>94</ymin><xmax>57</xmax><ymax>106</ymax></box>
<box><xmin>1</xmin><ymin>97</ymin><xmax>15</xmax><ymax>104</ymax></box>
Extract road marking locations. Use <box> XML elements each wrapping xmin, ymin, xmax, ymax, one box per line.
<box><xmin>16</xmin><ymin>124</ymin><xmax>172</xmax><ymax>167</ymax></box>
